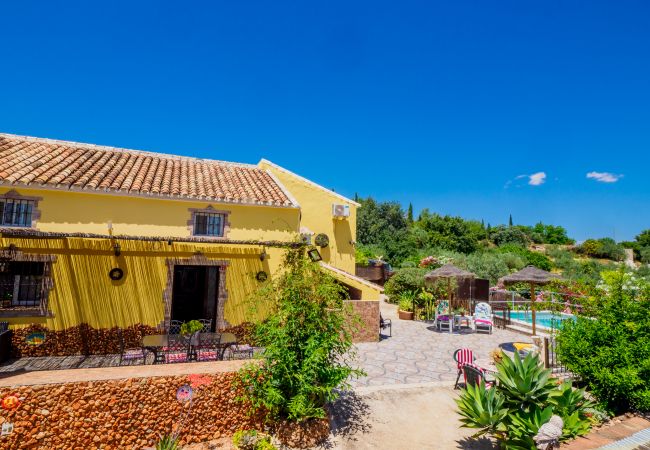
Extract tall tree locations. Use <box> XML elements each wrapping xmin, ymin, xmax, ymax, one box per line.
<box><xmin>407</xmin><ymin>203</ymin><xmax>414</xmax><ymax>224</ymax></box>
<box><xmin>508</xmin><ymin>214</ymin><xmax>513</xmax><ymax>227</ymax></box>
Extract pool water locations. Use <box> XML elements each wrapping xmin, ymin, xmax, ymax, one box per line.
<box><xmin>496</xmin><ymin>310</ymin><xmax>576</xmax><ymax>330</ymax></box>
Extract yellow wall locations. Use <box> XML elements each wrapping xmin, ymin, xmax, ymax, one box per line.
<box><xmin>259</xmin><ymin>161</ymin><xmax>358</xmax><ymax>274</ymax></box>
<box><xmin>3</xmin><ymin>188</ymin><xmax>300</xmax><ymax>241</ymax></box>
<box><xmin>0</xmin><ymin>236</ymin><xmax>285</xmax><ymax>330</ymax></box>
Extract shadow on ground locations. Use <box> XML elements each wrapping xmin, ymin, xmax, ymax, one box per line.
<box><xmin>324</xmin><ymin>390</ymin><xmax>372</xmax><ymax>447</ymax></box>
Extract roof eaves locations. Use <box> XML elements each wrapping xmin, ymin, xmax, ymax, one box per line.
<box><xmin>259</xmin><ymin>159</ymin><xmax>361</xmax><ymax>207</ymax></box>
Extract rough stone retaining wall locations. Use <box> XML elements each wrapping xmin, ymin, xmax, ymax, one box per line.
<box><xmin>11</xmin><ymin>323</ymin><xmax>255</xmax><ymax>358</ymax></box>
<box><xmin>345</xmin><ymin>300</ymin><xmax>379</xmax><ymax>342</ymax></box>
<box><xmin>0</xmin><ymin>372</ymin><xmax>263</xmax><ymax>449</ymax></box>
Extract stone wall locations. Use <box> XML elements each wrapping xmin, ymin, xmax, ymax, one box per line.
<box><xmin>344</xmin><ymin>300</ymin><xmax>379</xmax><ymax>343</ymax></box>
<box><xmin>0</xmin><ymin>372</ymin><xmax>264</xmax><ymax>449</ymax></box>
<box><xmin>10</xmin><ymin>323</ymin><xmax>254</xmax><ymax>358</ymax></box>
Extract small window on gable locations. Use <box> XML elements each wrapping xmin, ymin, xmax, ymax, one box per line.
<box><xmin>193</xmin><ymin>212</ymin><xmax>226</xmax><ymax>237</ymax></box>
<box><xmin>0</xmin><ymin>199</ymin><xmax>35</xmax><ymax>227</ymax></box>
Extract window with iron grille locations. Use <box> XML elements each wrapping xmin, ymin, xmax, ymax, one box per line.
<box><xmin>0</xmin><ymin>262</ymin><xmax>44</xmax><ymax>308</ymax></box>
<box><xmin>0</xmin><ymin>199</ymin><xmax>34</xmax><ymax>227</ymax></box>
<box><xmin>193</xmin><ymin>212</ymin><xmax>226</xmax><ymax>237</ymax></box>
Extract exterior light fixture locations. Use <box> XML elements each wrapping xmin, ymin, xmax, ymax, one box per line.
<box><xmin>113</xmin><ymin>242</ymin><xmax>121</xmax><ymax>257</ymax></box>
<box><xmin>260</xmin><ymin>249</ymin><xmax>267</xmax><ymax>262</ymax></box>
<box><xmin>167</xmin><ymin>240</ymin><xmax>173</xmax><ymax>246</ymax></box>
<box><xmin>307</xmin><ymin>248</ymin><xmax>322</xmax><ymax>262</ymax></box>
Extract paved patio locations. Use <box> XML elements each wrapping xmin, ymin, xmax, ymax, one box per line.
<box><xmin>349</xmin><ymin>301</ymin><xmax>529</xmax><ymax>387</ymax></box>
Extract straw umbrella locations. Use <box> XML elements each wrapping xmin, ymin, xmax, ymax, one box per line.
<box><xmin>424</xmin><ymin>264</ymin><xmax>476</xmax><ymax>310</ymax></box>
<box><xmin>499</xmin><ymin>266</ymin><xmax>560</xmax><ymax>336</ymax></box>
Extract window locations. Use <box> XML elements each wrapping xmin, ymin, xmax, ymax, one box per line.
<box><xmin>0</xmin><ymin>262</ymin><xmax>45</xmax><ymax>308</ymax></box>
<box><xmin>193</xmin><ymin>212</ymin><xmax>226</xmax><ymax>237</ymax></box>
<box><xmin>0</xmin><ymin>199</ymin><xmax>34</xmax><ymax>227</ymax></box>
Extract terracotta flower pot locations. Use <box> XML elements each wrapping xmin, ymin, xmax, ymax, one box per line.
<box><xmin>398</xmin><ymin>310</ymin><xmax>414</xmax><ymax>320</ymax></box>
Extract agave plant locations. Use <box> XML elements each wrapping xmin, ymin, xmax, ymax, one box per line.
<box><xmin>456</xmin><ymin>352</ymin><xmax>594</xmax><ymax>448</ymax></box>
<box><xmin>495</xmin><ymin>352</ymin><xmax>556</xmax><ymax>410</ymax></box>
<box><xmin>456</xmin><ymin>380</ymin><xmax>508</xmax><ymax>439</ymax></box>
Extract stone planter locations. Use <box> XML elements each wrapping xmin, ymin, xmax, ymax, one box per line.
<box><xmin>398</xmin><ymin>310</ymin><xmax>414</xmax><ymax>320</ymax></box>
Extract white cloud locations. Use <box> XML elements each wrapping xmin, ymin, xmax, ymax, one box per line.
<box><xmin>505</xmin><ymin>172</ymin><xmax>547</xmax><ymax>188</ymax></box>
<box><xmin>586</xmin><ymin>171</ymin><xmax>623</xmax><ymax>183</ymax></box>
<box><xmin>528</xmin><ymin>172</ymin><xmax>547</xmax><ymax>186</ymax></box>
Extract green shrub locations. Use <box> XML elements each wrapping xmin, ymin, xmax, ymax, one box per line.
<box><xmin>236</xmin><ymin>249</ymin><xmax>363</xmax><ymax>422</ymax></box>
<box><xmin>497</xmin><ymin>245</ymin><xmax>553</xmax><ymax>271</ymax></box>
<box><xmin>232</xmin><ymin>430</ymin><xmax>276</xmax><ymax>450</ymax></box>
<box><xmin>457</xmin><ymin>353</ymin><xmax>593</xmax><ymax>447</ymax></box>
<box><xmin>397</xmin><ymin>292</ymin><xmax>416</xmax><ymax>312</ymax></box>
<box><xmin>492</xmin><ymin>227</ymin><xmax>531</xmax><ymax>248</ymax></box>
<box><xmin>465</xmin><ymin>252</ymin><xmax>510</xmax><ymax>285</ymax></box>
<box><xmin>578</xmin><ymin>238</ymin><xmax>626</xmax><ymax>261</ymax></box>
<box><xmin>383</xmin><ymin>268</ymin><xmax>428</xmax><ymax>302</ymax></box>
<box><xmin>180</xmin><ymin>320</ymin><xmax>203</xmax><ymax>335</ymax></box>
<box><xmin>556</xmin><ymin>268</ymin><xmax>650</xmax><ymax>413</ymax></box>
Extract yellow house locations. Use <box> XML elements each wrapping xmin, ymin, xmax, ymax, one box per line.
<box><xmin>0</xmin><ymin>133</ymin><xmax>382</xmax><ymax>352</ymax></box>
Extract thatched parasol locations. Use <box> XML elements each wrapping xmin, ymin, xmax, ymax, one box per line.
<box><xmin>425</xmin><ymin>264</ymin><xmax>475</xmax><ymax>309</ymax></box>
<box><xmin>499</xmin><ymin>266</ymin><xmax>560</xmax><ymax>336</ymax></box>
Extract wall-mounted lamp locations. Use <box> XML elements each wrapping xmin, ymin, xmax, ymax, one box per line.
<box><xmin>113</xmin><ymin>242</ymin><xmax>121</xmax><ymax>257</ymax></box>
<box><xmin>349</xmin><ymin>240</ymin><xmax>357</xmax><ymax>247</ymax></box>
<box><xmin>307</xmin><ymin>248</ymin><xmax>322</xmax><ymax>262</ymax></box>
<box><xmin>167</xmin><ymin>240</ymin><xmax>173</xmax><ymax>246</ymax></box>
<box><xmin>259</xmin><ymin>249</ymin><xmax>267</xmax><ymax>262</ymax></box>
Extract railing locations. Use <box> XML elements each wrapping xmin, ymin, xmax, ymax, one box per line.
<box><xmin>543</xmin><ymin>335</ymin><xmax>571</xmax><ymax>376</ymax></box>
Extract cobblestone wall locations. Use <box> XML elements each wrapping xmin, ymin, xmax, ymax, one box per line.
<box><xmin>0</xmin><ymin>372</ymin><xmax>263</xmax><ymax>449</ymax></box>
<box><xmin>344</xmin><ymin>300</ymin><xmax>379</xmax><ymax>342</ymax></box>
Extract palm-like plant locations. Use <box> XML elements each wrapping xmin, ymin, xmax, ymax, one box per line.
<box><xmin>456</xmin><ymin>380</ymin><xmax>508</xmax><ymax>439</ymax></box>
<box><xmin>495</xmin><ymin>352</ymin><xmax>556</xmax><ymax>410</ymax></box>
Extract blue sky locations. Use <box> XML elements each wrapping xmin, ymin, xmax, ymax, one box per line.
<box><xmin>1</xmin><ymin>1</ymin><xmax>649</xmax><ymax>241</ymax></box>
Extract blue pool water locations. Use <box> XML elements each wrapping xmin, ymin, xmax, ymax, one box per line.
<box><xmin>496</xmin><ymin>310</ymin><xmax>576</xmax><ymax>330</ymax></box>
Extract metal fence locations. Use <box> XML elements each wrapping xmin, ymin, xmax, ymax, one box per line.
<box><xmin>543</xmin><ymin>335</ymin><xmax>571</xmax><ymax>376</ymax></box>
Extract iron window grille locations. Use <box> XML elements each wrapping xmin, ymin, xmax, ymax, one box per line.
<box><xmin>193</xmin><ymin>212</ymin><xmax>225</xmax><ymax>237</ymax></box>
<box><xmin>0</xmin><ymin>262</ymin><xmax>45</xmax><ymax>308</ymax></box>
<box><xmin>0</xmin><ymin>199</ymin><xmax>34</xmax><ymax>227</ymax></box>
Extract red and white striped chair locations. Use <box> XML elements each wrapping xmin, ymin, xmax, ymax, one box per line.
<box><xmin>461</xmin><ymin>363</ymin><xmax>494</xmax><ymax>389</ymax></box>
<box><xmin>453</xmin><ymin>348</ymin><xmax>476</xmax><ymax>389</ymax></box>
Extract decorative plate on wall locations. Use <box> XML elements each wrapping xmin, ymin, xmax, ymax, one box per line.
<box><xmin>109</xmin><ymin>268</ymin><xmax>124</xmax><ymax>281</ymax></box>
<box><xmin>256</xmin><ymin>271</ymin><xmax>268</xmax><ymax>282</ymax></box>
<box><xmin>314</xmin><ymin>233</ymin><xmax>329</xmax><ymax>248</ymax></box>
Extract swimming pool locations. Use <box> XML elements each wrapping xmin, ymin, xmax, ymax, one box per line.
<box><xmin>495</xmin><ymin>310</ymin><xmax>576</xmax><ymax>330</ymax></box>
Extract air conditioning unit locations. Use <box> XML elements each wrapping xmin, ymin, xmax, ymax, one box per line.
<box><xmin>332</xmin><ymin>204</ymin><xmax>350</xmax><ymax>219</ymax></box>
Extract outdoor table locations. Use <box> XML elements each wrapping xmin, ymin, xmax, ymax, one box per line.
<box><xmin>142</xmin><ymin>332</ymin><xmax>240</xmax><ymax>364</ymax></box>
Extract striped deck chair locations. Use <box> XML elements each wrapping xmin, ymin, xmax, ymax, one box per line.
<box><xmin>473</xmin><ymin>302</ymin><xmax>493</xmax><ymax>334</ymax></box>
<box><xmin>461</xmin><ymin>363</ymin><xmax>494</xmax><ymax>388</ymax></box>
<box><xmin>453</xmin><ymin>348</ymin><xmax>475</xmax><ymax>389</ymax></box>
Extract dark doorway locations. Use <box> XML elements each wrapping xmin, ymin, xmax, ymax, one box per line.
<box><xmin>171</xmin><ymin>265</ymin><xmax>219</xmax><ymax>331</ymax></box>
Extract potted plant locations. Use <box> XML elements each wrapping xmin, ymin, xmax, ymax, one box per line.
<box><xmin>398</xmin><ymin>292</ymin><xmax>415</xmax><ymax>320</ymax></box>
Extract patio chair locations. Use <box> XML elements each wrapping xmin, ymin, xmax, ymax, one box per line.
<box><xmin>461</xmin><ymin>363</ymin><xmax>494</xmax><ymax>388</ymax></box>
<box><xmin>163</xmin><ymin>334</ymin><xmax>192</xmax><ymax>364</ymax></box>
<box><xmin>435</xmin><ymin>300</ymin><xmax>453</xmax><ymax>332</ymax></box>
<box><xmin>473</xmin><ymin>302</ymin><xmax>493</xmax><ymax>334</ymax></box>
<box><xmin>198</xmin><ymin>318</ymin><xmax>212</xmax><ymax>333</ymax></box>
<box><xmin>453</xmin><ymin>348</ymin><xmax>476</xmax><ymax>389</ymax></box>
<box><xmin>118</xmin><ymin>329</ymin><xmax>146</xmax><ymax>366</ymax></box>
<box><xmin>380</xmin><ymin>314</ymin><xmax>392</xmax><ymax>337</ymax></box>
<box><xmin>196</xmin><ymin>332</ymin><xmax>222</xmax><ymax>361</ymax></box>
<box><xmin>168</xmin><ymin>320</ymin><xmax>184</xmax><ymax>335</ymax></box>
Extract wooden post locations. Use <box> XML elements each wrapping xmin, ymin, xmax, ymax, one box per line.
<box><xmin>530</xmin><ymin>281</ymin><xmax>537</xmax><ymax>336</ymax></box>
<box><xmin>543</xmin><ymin>337</ymin><xmax>550</xmax><ymax>368</ymax></box>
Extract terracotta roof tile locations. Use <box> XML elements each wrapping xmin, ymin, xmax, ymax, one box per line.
<box><xmin>0</xmin><ymin>134</ymin><xmax>297</xmax><ymax>207</ymax></box>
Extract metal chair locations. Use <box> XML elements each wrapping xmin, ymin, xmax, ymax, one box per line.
<box><xmin>196</xmin><ymin>332</ymin><xmax>222</xmax><ymax>361</ymax></box>
<box><xmin>118</xmin><ymin>329</ymin><xmax>146</xmax><ymax>366</ymax></box>
<box><xmin>225</xmin><ymin>344</ymin><xmax>254</xmax><ymax>360</ymax></box>
<box><xmin>168</xmin><ymin>320</ymin><xmax>184</xmax><ymax>335</ymax></box>
<box><xmin>380</xmin><ymin>314</ymin><xmax>392</xmax><ymax>337</ymax></box>
<box><xmin>163</xmin><ymin>334</ymin><xmax>192</xmax><ymax>364</ymax></box>
<box><xmin>461</xmin><ymin>363</ymin><xmax>494</xmax><ymax>388</ymax></box>
<box><xmin>198</xmin><ymin>318</ymin><xmax>212</xmax><ymax>333</ymax></box>
<box><xmin>453</xmin><ymin>348</ymin><xmax>476</xmax><ymax>389</ymax></box>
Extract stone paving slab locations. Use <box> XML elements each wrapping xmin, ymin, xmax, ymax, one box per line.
<box><xmin>349</xmin><ymin>301</ymin><xmax>529</xmax><ymax>387</ymax></box>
